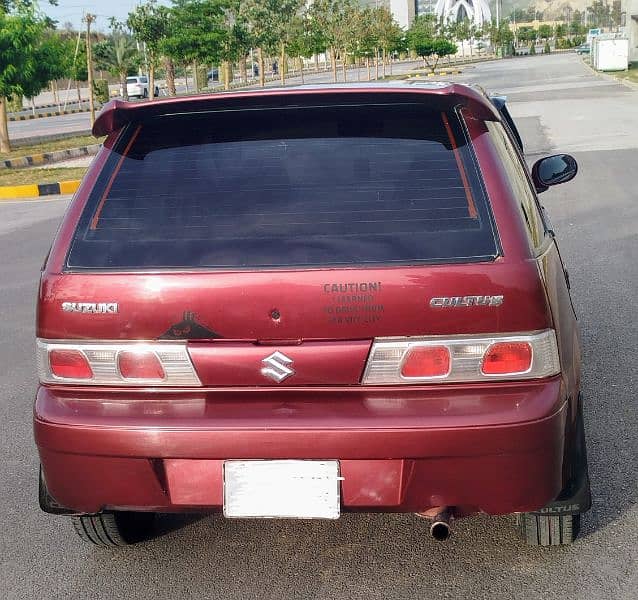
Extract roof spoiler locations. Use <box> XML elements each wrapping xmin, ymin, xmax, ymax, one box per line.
<box><xmin>93</xmin><ymin>83</ymin><xmax>501</xmax><ymax>137</ymax></box>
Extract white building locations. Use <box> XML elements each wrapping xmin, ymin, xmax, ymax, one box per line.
<box><xmin>359</xmin><ymin>0</ymin><xmax>490</xmax><ymax>30</ymax></box>
<box><xmin>358</xmin><ymin>0</ymin><xmax>415</xmax><ymax>29</ymax></box>
<box><xmin>435</xmin><ymin>0</ymin><xmax>491</xmax><ymax>28</ymax></box>
<box><xmin>623</xmin><ymin>0</ymin><xmax>638</xmax><ymax>63</ymax></box>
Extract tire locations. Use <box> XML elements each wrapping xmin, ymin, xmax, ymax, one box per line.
<box><xmin>516</xmin><ymin>513</ymin><xmax>581</xmax><ymax>546</ymax></box>
<box><xmin>72</xmin><ymin>511</ymin><xmax>156</xmax><ymax>547</ymax></box>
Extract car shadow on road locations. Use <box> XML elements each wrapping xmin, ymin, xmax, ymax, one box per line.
<box><xmin>84</xmin><ymin>512</ymin><xmax>594</xmax><ymax>600</ymax></box>
<box><xmin>540</xmin><ymin>149</ymin><xmax>638</xmax><ymax>544</ymax></box>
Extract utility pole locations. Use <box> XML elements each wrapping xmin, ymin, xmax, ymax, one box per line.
<box><xmin>84</xmin><ymin>13</ymin><xmax>96</xmax><ymax>127</ymax></box>
<box><xmin>495</xmin><ymin>0</ymin><xmax>501</xmax><ymax>56</ymax></box>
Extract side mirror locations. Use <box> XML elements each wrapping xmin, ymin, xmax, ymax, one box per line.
<box><xmin>532</xmin><ymin>154</ymin><xmax>578</xmax><ymax>193</ymax></box>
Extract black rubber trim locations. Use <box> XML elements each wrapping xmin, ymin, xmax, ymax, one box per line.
<box><xmin>531</xmin><ymin>393</ymin><xmax>591</xmax><ymax>516</ymax></box>
<box><xmin>38</xmin><ymin>467</ymin><xmax>85</xmax><ymax>516</ymax></box>
<box><xmin>37</xmin><ymin>183</ymin><xmax>61</xmax><ymax>196</ymax></box>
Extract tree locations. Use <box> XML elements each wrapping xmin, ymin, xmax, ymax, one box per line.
<box><xmin>93</xmin><ymin>22</ymin><xmax>139</xmax><ymax>101</ymax></box>
<box><xmin>406</xmin><ymin>13</ymin><xmax>437</xmax><ymax>68</ymax></box>
<box><xmin>349</xmin><ymin>7</ymin><xmax>375</xmax><ymax>80</ymax></box>
<box><xmin>587</xmin><ymin>0</ymin><xmax>612</xmax><ymax>28</ymax></box>
<box><xmin>309</xmin><ymin>0</ymin><xmax>356</xmax><ymax>83</ymax></box>
<box><xmin>407</xmin><ymin>14</ymin><xmax>457</xmax><ymax>72</ymax></box>
<box><xmin>241</xmin><ymin>0</ymin><xmax>303</xmax><ymax>87</ymax></box>
<box><xmin>0</xmin><ymin>7</ymin><xmax>66</xmax><ymax>152</ymax></box>
<box><xmin>127</xmin><ymin>0</ymin><xmax>169</xmax><ymax>100</ymax></box>
<box><xmin>520</xmin><ymin>26</ymin><xmax>538</xmax><ymax>45</ymax></box>
<box><xmin>372</xmin><ymin>7</ymin><xmax>402</xmax><ymax>76</ymax></box>
<box><xmin>0</xmin><ymin>0</ymin><xmax>58</xmax><ymax>11</ymax></box>
<box><xmin>65</xmin><ymin>35</ymin><xmax>88</xmax><ymax>104</ymax></box>
<box><xmin>453</xmin><ymin>18</ymin><xmax>471</xmax><ymax>57</ymax></box>
<box><xmin>162</xmin><ymin>0</ymin><xmax>227</xmax><ymax>93</ymax></box>
<box><xmin>267</xmin><ymin>0</ymin><xmax>304</xmax><ymax>85</ymax></box>
<box><xmin>223</xmin><ymin>1</ymin><xmax>252</xmax><ymax>86</ymax></box>
<box><xmin>432</xmin><ymin>38</ymin><xmax>457</xmax><ymax>69</ymax></box>
<box><xmin>286</xmin><ymin>9</ymin><xmax>321</xmax><ymax>83</ymax></box>
<box><xmin>26</xmin><ymin>29</ymin><xmax>69</xmax><ymax>102</ymax></box>
<box><xmin>570</xmin><ymin>15</ymin><xmax>584</xmax><ymax>36</ymax></box>
<box><xmin>538</xmin><ymin>24</ymin><xmax>552</xmax><ymax>41</ymax></box>
<box><xmin>611</xmin><ymin>0</ymin><xmax>622</xmax><ymax>29</ymax></box>
<box><xmin>487</xmin><ymin>19</ymin><xmax>514</xmax><ymax>52</ymax></box>
<box><xmin>509</xmin><ymin>8</ymin><xmax>530</xmax><ymax>22</ymax></box>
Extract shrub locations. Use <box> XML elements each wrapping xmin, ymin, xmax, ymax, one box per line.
<box><xmin>6</xmin><ymin>95</ymin><xmax>23</xmax><ymax>112</ymax></box>
<box><xmin>93</xmin><ymin>79</ymin><xmax>110</xmax><ymax>104</ymax></box>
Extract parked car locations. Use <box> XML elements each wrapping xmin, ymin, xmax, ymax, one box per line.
<box><xmin>35</xmin><ymin>82</ymin><xmax>590</xmax><ymax>548</ymax></box>
<box><xmin>207</xmin><ymin>68</ymin><xmax>219</xmax><ymax>82</ymax></box>
<box><xmin>121</xmin><ymin>75</ymin><xmax>159</xmax><ymax>99</ymax></box>
<box><xmin>575</xmin><ymin>43</ymin><xmax>591</xmax><ymax>55</ymax></box>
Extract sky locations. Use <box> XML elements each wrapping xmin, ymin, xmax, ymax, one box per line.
<box><xmin>43</xmin><ymin>0</ymin><xmax>171</xmax><ymax>31</ymax></box>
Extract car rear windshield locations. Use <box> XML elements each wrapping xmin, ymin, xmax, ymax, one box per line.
<box><xmin>67</xmin><ymin>103</ymin><xmax>498</xmax><ymax>270</ymax></box>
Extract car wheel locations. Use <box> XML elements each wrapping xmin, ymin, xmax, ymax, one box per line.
<box><xmin>72</xmin><ymin>511</ymin><xmax>156</xmax><ymax>547</ymax></box>
<box><xmin>516</xmin><ymin>513</ymin><xmax>581</xmax><ymax>546</ymax></box>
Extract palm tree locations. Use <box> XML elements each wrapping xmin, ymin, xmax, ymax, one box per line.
<box><xmin>94</xmin><ymin>26</ymin><xmax>139</xmax><ymax>101</ymax></box>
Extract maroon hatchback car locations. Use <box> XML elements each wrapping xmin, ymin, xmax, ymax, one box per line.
<box><xmin>34</xmin><ymin>82</ymin><xmax>591</xmax><ymax>547</ymax></box>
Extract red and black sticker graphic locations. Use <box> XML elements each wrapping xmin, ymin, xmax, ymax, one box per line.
<box><xmin>160</xmin><ymin>311</ymin><xmax>222</xmax><ymax>340</ymax></box>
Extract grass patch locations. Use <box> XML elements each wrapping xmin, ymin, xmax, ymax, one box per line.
<box><xmin>0</xmin><ymin>166</ymin><xmax>87</xmax><ymax>187</ymax></box>
<box><xmin>610</xmin><ymin>65</ymin><xmax>638</xmax><ymax>84</ymax></box>
<box><xmin>1</xmin><ymin>135</ymin><xmax>103</xmax><ymax>161</ymax></box>
<box><xmin>379</xmin><ymin>73</ymin><xmax>411</xmax><ymax>81</ymax></box>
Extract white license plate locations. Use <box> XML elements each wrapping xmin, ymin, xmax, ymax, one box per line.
<box><xmin>223</xmin><ymin>460</ymin><xmax>341</xmax><ymax>519</ymax></box>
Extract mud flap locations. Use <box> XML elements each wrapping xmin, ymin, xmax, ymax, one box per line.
<box><xmin>39</xmin><ymin>467</ymin><xmax>85</xmax><ymax>516</ymax></box>
<box><xmin>531</xmin><ymin>393</ymin><xmax>591</xmax><ymax>516</ymax></box>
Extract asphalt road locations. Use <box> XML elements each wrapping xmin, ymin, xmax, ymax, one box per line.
<box><xmin>7</xmin><ymin>110</ymin><xmax>93</xmax><ymax>141</ymax></box>
<box><xmin>1</xmin><ymin>53</ymin><xmax>637</xmax><ymax>600</ymax></box>
<box><xmin>9</xmin><ymin>100</ymin><xmax>90</xmax><ymax>119</ymax></box>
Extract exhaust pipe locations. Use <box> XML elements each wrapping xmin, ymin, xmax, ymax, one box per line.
<box><xmin>429</xmin><ymin>509</ymin><xmax>451</xmax><ymax>541</ymax></box>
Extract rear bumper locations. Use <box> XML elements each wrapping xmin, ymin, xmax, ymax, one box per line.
<box><xmin>34</xmin><ymin>378</ymin><xmax>568</xmax><ymax>515</ymax></box>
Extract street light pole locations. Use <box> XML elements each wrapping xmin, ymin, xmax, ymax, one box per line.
<box><xmin>84</xmin><ymin>13</ymin><xmax>96</xmax><ymax>127</ymax></box>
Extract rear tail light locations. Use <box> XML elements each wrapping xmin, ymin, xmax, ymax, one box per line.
<box><xmin>400</xmin><ymin>346</ymin><xmax>450</xmax><ymax>378</ymax></box>
<box><xmin>49</xmin><ymin>349</ymin><xmax>93</xmax><ymax>379</ymax></box>
<box><xmin>37</xmin><ymin>340</ymin><xmax>201</xmax><ymax>386</ymax></box>
<box><xmin>481</xmin><ymin>342</ymin><xmax>532</xmax><ymax>375</ymax></box>
<box><xmin>362</xmin><ymin>330</ymin><xmax>559</xmax><ymax>385</ymax></box>
<box><xmin>118</xmin><ymin>350</ymin><xmax>165</xmax><ymax>380</ymax></box>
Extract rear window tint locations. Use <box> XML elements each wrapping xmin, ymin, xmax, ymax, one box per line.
<box><xmin>67</xmin><ymin>103</ymin><xmax>498</xmax><ymax>270</ymax></box>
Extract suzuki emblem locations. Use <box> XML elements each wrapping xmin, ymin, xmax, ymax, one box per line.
<box><xmin>261</xmin><ymin>351</ymin><xmax>295</xmax><ymax>383</ymax></box>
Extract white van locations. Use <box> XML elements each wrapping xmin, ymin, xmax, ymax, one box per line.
<box><xmin>121</xmin><ymin>76</ymin><xmax>159</xmax><ymax>99</ymax></box>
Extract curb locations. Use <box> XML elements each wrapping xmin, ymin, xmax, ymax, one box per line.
<box><xmin>19</xmin><ymin>101</ymin><xmax>89</xmax><ymax>110</ymax></box>
<box><xmin>581</xmin><ymin>56</ymin><xmax>638</xmax><ymax>91</ymax></box>
<box><xmin>12</xmin><ymin>130</ymin><xmax>94</xmax><ymax>148</ymax></box>
<box><xmin>1</xmin><ymin>144</ymin><xmax>100</xmax><ymax>170</ymax></box>
<box><xmin>0</xmin><ymin>179</ymin><xmax>80</xmax><ymax>200</ymax></box>
<box><xmin>8</xmin><ymin>107</ymin><xmax>92</xmax><ymax>122</ymax></box>
<box><xmin>399</xmin><ymin>69</ymin><xmax>463</xmax><ymax>80</ymax></box>
<box><xmin>424</xmin><ymin>69</ymin><xmax>463</xmax><ymax>76</ymax></box>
